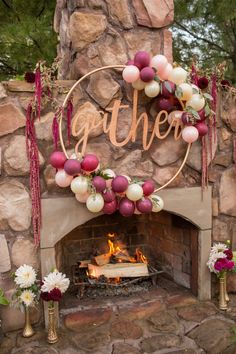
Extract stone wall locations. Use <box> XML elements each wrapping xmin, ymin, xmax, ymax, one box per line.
<box><xmin>54</xmin><ymin>0</ymin><xmax>173</xmax><ymax>79</ymax></box>
<box><xmin>0</xmin><ymin>0</ymin><xmax>236</xmax><ymax>332</ymax></box>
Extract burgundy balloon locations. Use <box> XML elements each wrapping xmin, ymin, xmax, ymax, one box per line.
<box><xmin>140</xmin><ymin>67</ymin><xmax>155</xmax><ymax>82</ymax></box>
<box><xmin>111</xmin><ymin>176</ymin><xmax>129</xmax><ymax>193</ymax></box>
<box><xmin>119</xmin><ymin>198</ymin><xmax>135</xmax><ymax>217</ymax></box>
<box><xmin>92</xmin><ymin>176</ymin><xmax>106</xmax><ymax>192</ymax></box>
<box><xmin>142</xmin><ymin>180</ymin><xmax>155</xmax><ymax>196</ymax></box>
<box><xmin>49</xmin><ymin>151</ymin><xmax>67</xmax><ymax>169</ymax></box>
<box><xmin>64</xmin><ymin>159</ymin><xmax>81</xmax><ymax>176</ymax></box>
<box><xmin>81</xmin><ymin>154</ymin><xmax>99</xmax><ymax>172</ymax></box>
<box><xmin>195</xmin><ymin>121</ymin><xmax>208</xmax><ymax>137</ymax></box>
<box><xmin>156</xmin><ymin>97</ymin><xmax>173</xmax><ymax>112</ymax></box>
<box><xmin>126</xmin><ymin>59</ymin><xmax>134</xmax><ymax>66</ymax></box>
<box><xmin>134</xmin><ymin>51</ymin><xmax>150</xmax><ymax>70</ymax></box>
<box><xmin>161</xmin><ymin>81</ymin><xmax>176</xmax><ymax>98</ymax></box>
<box><xmin>198</xmin><ymin>108</ymin><xmax>207</xmax><ymax>121</ymax></box>
<box><xmin>103</xmin><ymin>199</ymin><xmax>117</xmax><ymax>215</ymax></box>
<box><xmin>136</xmin><ymin>197</ymin><xmax>153</xmax><ymax>213</ymax></box>
<box><xmin>103</xmin><ymin>189</ymin><xmax>116</xmax><ymax>202</ymax></box>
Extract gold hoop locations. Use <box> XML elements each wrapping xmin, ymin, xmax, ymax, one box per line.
<box><xmin>59</xmin><ymin>65</ymin><xmax>191</xmax><ymax>194</ymax></box>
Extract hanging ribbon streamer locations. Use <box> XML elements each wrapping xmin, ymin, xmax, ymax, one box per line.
<box><xmin>25</xmin><ymin>103</ymin><xmax>41</xmax><ymax>246</ymax></box>
<box><xmin>52</xmin><ymin>109</ymin><xmax>61</xmax><ymax>150</ymax></box>
<box><xmin>35</xmin><ymin>67</ymin><xmax>42</xmax><ymax>120</ymax></box>
<box><xmin>211</xmin><ymin>73</ymin><xmax>217</xmax><ymax>143</ymax></box>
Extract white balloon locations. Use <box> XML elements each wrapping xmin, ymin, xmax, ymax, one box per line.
<box><xmin>75</xmin><ymin>192</ymin><xmax>90</xmax><ymax>203</ymax></box>
<box><xmin>167</xmin><ymin>110</ymin><xmax>183</xmax><ymax>126</ymax></box>
<box><xmin>132</xmin><ymin>78</ymin><xmax>146</xmax><ymax>91</ymax></box>
<box><xmin>102</xmin><ymin>169</ymin><xmax>116</xmax><ymax>179</ymax></box>
<box><xmin>168</xmin><ymin>67</ymin><xmax>188</xmax><ymax>85</ymax></box>
<box><xmin>150</xmin><ymin>195</ymin><xmax>164</xmax><ymax>212</ymax></box>
<box><xmin>186</xmin><ymin>94</ymin><xmax>205</xmax><ymax>111</ymax></box>
<box><xmin>55</xmin><ymin>170</ymin><xmax>73</xmax><ymax>188</ymax></box>
<box><xmin>178</xmin><ymin>83</ymin><xmax>193</xmax><ymax>101</ymax></box>
<box><xmin>144</xmin><ymin>81</ymin><xmax>160</xmax><ymax>97</ymax></box>
<box><xmin>86</xmin><ymin>193</ymin><xmax>104</xmax><ymax>213</ymax></box>
<box><xmin>71</xmin><ymin>176</ymin><xmax>88</xmax><ymax>194</ymax></box>
<box><xmin>126</xmin><ymin>184</ymin><xmax>143</xmax><ymax>201</ymax></box>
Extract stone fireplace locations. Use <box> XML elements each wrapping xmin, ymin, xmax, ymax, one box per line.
<box><xmin>40</xmin><ymin>186</ymin><xmax>212</xmax><ymax>323</ymax></box>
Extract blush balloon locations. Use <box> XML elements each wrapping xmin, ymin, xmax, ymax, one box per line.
<box><xmin>134</xmin><ymin>51</ymin><xmax>150</xmax><ymax>69</ymax></box>
<box><xmin>103</xmin><ymin>199</ymin><xmax>117</xmax><ymax>215</ymax></box>
<box><xmin>150</xmin><ymin>55</ymin><xmax>168</xmax><ymax>72</ymax></box>
<box><xmin>81</xmin><ymin>154</ymin><xmax>99</xmax><ymax>172</ymax></box>
<box><xmin>140</xmin><ymin>67</ymin><xmax>155</xmax><ymax>82</ymax></box>
<box><xmin>136</xmin><ymin>197</ymin><xmax>153</xmax><ymax>213</ymax></box>
<box><xmin>111</xmin><ymin>176</ymin><xmax>129</xmax><ymax>193</ymax></box>
<box><xmin>64</xmin><ymin>159</ymin><xmax>81</xmax><ymax>176</ymax></box>
<box><xmin>75</xmin><ymin>192</ymin><xmax>90</xmax><ymax>203</ymax></box>
<box><xmin>182</xmin><ymin>126</ymin><xmax>199</xmax><ymax>143</ymax></box>
<box><xmin>142</xmin><ymin>180</ymin><xmax>155</xmax><ymax>196</ymax></box>
<box><xmin>55</xmin><ymin>170</ymin><xmax>73</xmax><ymax>188</ymax></box>
<box><xmin>49</xmin><ymin>151</ymin><xmax>67</xmax><ymax>169</ymax></box>
<box><xmin>119</xmin><ymin>198</ymin><xmax>135</xmax><ymax>217</ymax></box>
<box><xmin>158</xmin><ymin>63</ymin><xmax>173</xmax><ymax>81</ymax></box>
<box><xmin>92</xmin><ymin>176</ymin><xmax>106</xmax><ymax>192</ymax></box>
<box><xmin>103</xmin><ymin>189</ymin><xmax>116</xmax><ymax>203</ymax></box>
<box><xmin>122</xmin><ymin>65</ymin><xmax>140</xmax><ymax>83</ymax></box>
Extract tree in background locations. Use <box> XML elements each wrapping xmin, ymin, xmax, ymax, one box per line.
<box><xmin>0</xmin><ymin>0</ymin><xmax>57</xmax><ymax>80</ymax></box>
<box><xmin>172</xmin><ymin>0</ymin><xmax>236</xmax><ymax>82</ymax></box>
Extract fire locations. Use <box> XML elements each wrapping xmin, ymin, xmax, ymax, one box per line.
<box><xmin>108</xmin><ymin>239</ymin><xmax>122</xmax><ymax>255</ymax></box>
<box><xmin>136</xmin><ymin>248</ymin><xmax>148</xmax><ymax>264</ymax></box>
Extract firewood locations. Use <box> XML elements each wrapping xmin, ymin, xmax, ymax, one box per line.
<box><xmin>94</xmin><ymin>253</ymin><xmax>110</xmax><ymax>266</ymax></box>
<box><xmin>88</xmin><ymin>262</ymin><xmax>149</xmax><ymax>278</ymax></box>
<box><xmin>78</xmin><ymin>260</ymin><xmax>90</xmax><ymax>268</ymax></box>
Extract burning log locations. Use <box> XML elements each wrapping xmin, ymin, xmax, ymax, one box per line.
<box><xmin>93</xmin><ymin>253</ymin><xmax>110</xmax><ymax>266</ymax></box>
<box><xmin>88</xmin><ymin>262</ymin><xmax>149</xmax><ymax>279</ymax></box>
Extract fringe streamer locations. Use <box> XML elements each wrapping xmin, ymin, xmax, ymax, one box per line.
<box><xmin>35</xmin><ymin>67</ymin><xmax>42</xmax><ymax>120</ymax></box>
<box><xmin>211</xmin><ymin>73</ymin><xmax>217</xmax><ymax>143</ymax></box>
<box><xmin>25</xmin><ymin>103</ymin><xmax>41</xmax><ymax>246</ymax></box>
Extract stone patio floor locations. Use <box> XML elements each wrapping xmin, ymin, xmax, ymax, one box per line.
<box><xmin>1</xmin><ymin>278</ymin><xmax>236</xmax><ymax>354</ymax></box>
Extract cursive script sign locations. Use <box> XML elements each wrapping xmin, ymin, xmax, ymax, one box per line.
<box><xmin>71</xmin><ymin>90</ymin><xmax>183</xmax><ymax>156</ymax></box>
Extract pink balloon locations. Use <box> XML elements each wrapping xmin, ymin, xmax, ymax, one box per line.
<box><xmin>75</xmin><ymin>192</ymin><xmax>90</xmax><ymax>203</ymax></box>
<box><xmin>136</xmin><ymin>197</ymin><xmax>153</xmax><ymax>213</ymax></box>
<box><xmin>81</xmin><ymin>154</ymin><xmax>99</xmax><ymax>172</ymax></box>
<box><xmin>103</xmin><ymin>199</ymin><xmax>117</xmax><ymax>215</ymax></box>
<box><xmin>122</xmin><ymin>65</ymin><xmax>140</xmax><ymax>83</ymax></box>
<box><xmin>103</xmin><ymin>189</ymin><xmax>116</xmax><ymax>202</ymax></box>
<box><xmin>64</xmin><ymin>159</ymin><xmax>81</xmax><ymax>176</ymax></box>
<box><xmin>49</xmin><ymin>151</ymin><xmax>67</xmax><ymax>169</ymax></box>
<box><xmin>119</xmin><ymin>198</ymin><xmax>135</xmax><ymax>217</ymax></box>
<box><xmin>92</xmin><ymin>176</ymin><xmax>106</xmax><ymax>192</ymax></box>
<box><xmin>151</xmin><ymin>55</ymin><xmax>168</xmax><ymax>72</ymax></box>
<box><xmin>112</xmin><ymin>176</ymin><xmax>129</xmax><ymax>193</ymax></box>
<box><xmin>142</xmin><ymin>180</ymin><xmax>155</xmax><ymax>196</ymax></box>
<box><xmin>158</xmin><ymin>63</ymin><xmax>173</xmax><ymax>81</ymax></box>
<box><xmin>182</xmin><ymin>126</ymin><xmax>199</xmax><ymax>143</ymax></box>
<box><xmin>55</xmin><ymin>170</ymin><xmax>73</xmax><ymax>188</ymax></box>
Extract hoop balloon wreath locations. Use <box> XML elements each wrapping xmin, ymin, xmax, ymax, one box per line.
<box><xmin>49</xmin><ymin>51</ymin><xmax>213</xmax><ymax>218</ymax></box>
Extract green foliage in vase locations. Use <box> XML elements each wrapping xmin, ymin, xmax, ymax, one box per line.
<box><xmin>172</xmin><ymin>0</ymin><xmax>236</xmax><ymax>82</ymax></box>
<box><xmin>0</xmin><ymin>0</ymin><xmax>57</xmax><ymax>80</ymax></box>
<box><xmin>0</xmin><ymin>288</ymin><xmax>9</xmax><ymax>306</ymax></box>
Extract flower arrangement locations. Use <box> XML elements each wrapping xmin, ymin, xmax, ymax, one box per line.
<box><xmin>207</xmin><ymin>243</ymin><xmax>235</xmax><ymax>276</ymax></box>
<box><xmin>40</xmin><ymin>269</ymin><xmax>70</xmax><ymax>308</ymax></box>
<box><xmin>12</xmin><ymin>264</ymin><xmax>40</xmax><ymax>309</ymax></box>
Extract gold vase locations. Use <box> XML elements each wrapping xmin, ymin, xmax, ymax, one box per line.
<box><xmin>22</xmin><ymin>306</ymin><xmax>34</xmax><ymax>338</ymax></box>
<box><xmin>47</xmin><ymin>304</ymin><xmax>58</xmax><ymax>344</ymax></box>
<box><xmin>223</xmin><ymin>273</ymin><xmax>230</xmax><ymax>302</ymax></box>
<box><xmin>219</xmin><ymin>274</ymin><xmax>228</xmax><ymax>310</ymax></box>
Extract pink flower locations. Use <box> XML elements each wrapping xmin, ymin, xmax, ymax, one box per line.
<box><xmin>225</xmin><ymin>261</ymin><xmax>234</xmax><ymax>270</ymax></box>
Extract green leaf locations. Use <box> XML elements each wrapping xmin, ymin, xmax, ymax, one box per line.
<box><xmin>204</xmin><ymin>104</ymin><xmax>211</xmax><ymax>116</ymax></box>
<box><xmin>192</xmin><ymin>88</ymin><xmax>199</xmax><ymax>94</ymax></box>
<box><xmin>164</xmin><ymin>81</ymin><xmax>173</xmax><ymax>93</ymax></box>
<box><xmin>154</xmin><ymin>76</ymin><xmax>160</xmax><ymax>83</ymax></box>
<box><xmin>175</xmin><ymin>87</ymin><xmax>183</xmax><ymax>99</ymax></box>
<box><xmin>0</xmin><ymin>297</ymin><xmax>9</xmax><ymax>306</ymax></box>
<box><xmin>204</xmin><ymin>93</ymin><xmax>213</xmax><ymax>101</ymax></box>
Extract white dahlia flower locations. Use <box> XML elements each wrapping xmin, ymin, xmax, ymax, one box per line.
<box><xmin>15</xmin><ymin>264</ymin><xmax>37</xmax><ymax>288</ymax></box>
<box><xmin>20</xmin><ymin>290</ymin><xmax>35</xmax><ymax>307</ymax></box>
<box><xmin>41</xmin><ymin>270</ymin><xmax>70</xmax><ymax>294</ymax></box>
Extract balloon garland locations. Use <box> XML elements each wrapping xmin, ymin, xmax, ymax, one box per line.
<box><xmin>49</xmin><ymin>51</ymin><xmax>214</xmax><ymax>217</ymax></box>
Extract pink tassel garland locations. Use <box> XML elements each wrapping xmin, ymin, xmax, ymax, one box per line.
<box><xmin>35</xmin><ymin>67</ymin><xmax>42</xmax><ymax>120</ymax></box>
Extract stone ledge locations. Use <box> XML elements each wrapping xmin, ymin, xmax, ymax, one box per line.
<box><xmin>2</xmin><ymin>80</ymin><xmax>77</xmax><ymax>93</ymax></box>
